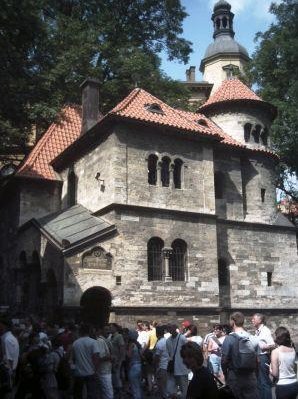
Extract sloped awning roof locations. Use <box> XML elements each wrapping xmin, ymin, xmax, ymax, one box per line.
<box><xmin>31</xmin><ymin>204</ymin><xmax>116</xmax><ymax>254</ymax></box>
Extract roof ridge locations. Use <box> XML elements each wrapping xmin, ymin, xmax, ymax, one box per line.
<box><xmin>109</xmin><ymin>88</ymin><xmax>142</xmax><ymax>114</ymax></box>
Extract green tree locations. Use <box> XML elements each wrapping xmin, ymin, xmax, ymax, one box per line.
<box><xmin>0</xmin><ymin>0</ymin><xmax>192</xmax><ymax>152</ymax></box>
<box><xmin>249</xmin><ymin>0</ymin><xmax>298</xmax><ymax>199</ymax></box>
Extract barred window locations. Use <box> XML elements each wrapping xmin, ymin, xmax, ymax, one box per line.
<box><xmin>148</xmin><ymin>237</ymin><xmax>164</xmax><ymax>281</ymax></box>
<box><xmin>170</xmin><ymin>239</ymin><xmax>187</xmax><ymax>281</ymax></box>
<box><xmin>148</xmin><ymin>154</ymin><xmax>158</xmax><ymax>185</ymax></box>
<box><xmin>173</xmin><ymin>159</ymin><xmax>183</xmax><ymax>189</ymax></box>
<box><xmin>161</xmin><ymin>157</ymin><xmax>170</xmax><ymax>187</ymax></box>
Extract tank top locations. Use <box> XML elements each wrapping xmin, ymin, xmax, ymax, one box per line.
<box><xmin>277</xmin><ymin>347</ymin><xmax>297</xmax><ymax>386</ymax></box>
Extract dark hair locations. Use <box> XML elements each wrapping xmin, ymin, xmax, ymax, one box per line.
<box><xmin>189</xmin><ymin>325</ymin><xmax>198</xmax><ymax>336</ymax></box>
<box><xmin>213</xmin><ymin>324</ymin><xmax>223</xmax><ymax>331</ymax></box>
<box><xmin>0</xmin><ymin>316</ymin><xmax>12</xmax><ymax>330</ymax></box>
<box><xmin>156</xmin><ymin>325</ymin><xmax>166</xmax><ymax>338</ymax></box>
<box><xmin>180</xmin><ymin>342</ymin><xmax>204</xmax><ymax>367</ymax></box>
<box><xmin>222</xmin><ymin>324</ymin><xmax>231</xmax><ymax>335</ymax></box>
<box><xmin>275</xmin><ymin>327</ymin><xmax>292</xmax><ymax>348</ymax></box>
<box><xmin>230</xmin><ymin>312</ymin><xmax>245</xmax><ymax>327</ymax></box>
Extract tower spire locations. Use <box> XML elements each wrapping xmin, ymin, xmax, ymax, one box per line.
<box><xmin>212</xmin><ymin>0</ymin><xmax>234</xmax><ymax>39</ymax></box>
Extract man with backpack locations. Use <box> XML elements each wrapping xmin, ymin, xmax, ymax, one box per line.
<box><xmin>221</xmin><ymin>312</ymin><xmax>259</xmax><ymax>399</ymax></box>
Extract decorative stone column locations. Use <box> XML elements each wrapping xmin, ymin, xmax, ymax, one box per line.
<box><xmin>162</xmin><ymin>247</ymin><xmax>173</xmax><ymax>282</ymax></box>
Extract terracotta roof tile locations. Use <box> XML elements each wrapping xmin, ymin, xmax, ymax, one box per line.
<box><xmin>199</xmin><ymin>78</ymin><xmax>263</xmax><ymax>111</ymax></box>
<box><xmin>109</xmin><ymin>88</ymin><xmax>223</xmax><ymax>139</ymax></box>
<box><xmin>17</xmin><ymin>106</ymin><xmax>81</xmax><ymax>180</ymax></box>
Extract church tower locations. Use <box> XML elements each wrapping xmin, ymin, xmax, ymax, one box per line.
<box><xmin>200</xmin><ymin>0</ymin><xmax>250</xmax><ymax>92</ymax></box>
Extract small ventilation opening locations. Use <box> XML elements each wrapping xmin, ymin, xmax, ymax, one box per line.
<box><xmin>116</xmin><ymin>276</ymin><xmax>122</xmax><ymax>286</ymax></box>
<box><xmin>197</xmin><ymin>119</ymin><xmax>208</xmax><ymax>127</ymax></box>
<box><xmin>145</xmin><ymin>103</ymin><xmax>164</xmax><ymax>115</ymax></box>
<box><xmin>267</xmin><ymin>272</ymin><xmax>272</xmax><ymax>287</ymax></box>
<box><xmin>261</xmin><ymin>188</ymin><xmax>266</xmax><ymax>203</ymax></box>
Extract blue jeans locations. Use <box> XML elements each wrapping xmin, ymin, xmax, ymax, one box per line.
<box><xmin>257</xmin><ymin>354</ymin><xmax>272</xmax><ymax>399</ymax></box>
<box><xmin>128</xmin><ymin>363</ymin><xmax>143</xmax><ymax>399</ymax></box>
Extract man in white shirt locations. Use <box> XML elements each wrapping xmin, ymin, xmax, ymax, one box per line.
<box><xmin>0</xmin><ymin>317</ymin><xmax>19</xmax><ymax>398</ymax></box>
<box><xmin>252</xmin><ymin>313</ymin><xmax>275</xmax><ymax>399</ymax></box>
<box><xmin>166</xmin><ymin>323</ymin><xmax>189</xmax><ymax>399</ymax></box>
<box><xmin>72</xmin><ymin>323</ymin><xmax>100</xmax><ymax>399</ymax></box>
<box><xmin>96</xmin><ymin>327</ymin><xmax>113</xmax><ymax>399</ymax></box>
<box><xmin>0</xmin><ymin>318</ymin><xmax>19</xmax><ymax>372</ymax></box>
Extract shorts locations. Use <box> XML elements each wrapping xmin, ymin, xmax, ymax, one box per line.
<box><xmin>209</xmin><ymin>354</ymin><xmax>222</xmax><ymax>375</ymax></box>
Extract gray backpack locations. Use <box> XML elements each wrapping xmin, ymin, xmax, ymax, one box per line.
<box><xmin>230</xmin><ymin>333</ymin><xmax>257</xmax><ymax>371</ymax></box>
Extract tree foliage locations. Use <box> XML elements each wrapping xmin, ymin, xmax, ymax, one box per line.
<box><xmin>249</xmin><ymin>0</ymin><xmax>298</xmax><ymax>199</ymax></box>
<box><xmin>0</xmin><ymin>0</ymin><xmax>192</xmax><ymax>151</ymax></box>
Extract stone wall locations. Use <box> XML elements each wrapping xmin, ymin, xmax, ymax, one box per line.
<box><xmin>115</xmin><ymin>124</ymin><xmax>216</xmax><ymax>214</ymax></box>
<box><xmin>63</xmin><ymin>207</ymin><xmax>219</xmax><ymax>309</ymax></box>
<box><xmin>208</xmin><ymin>105</ymin><xmax>272</xmax><ymax>149</ymax></box>
<box><xmin>19</xmin><ymin>180</ymin><xmax>61</xmax><ymax>226</ymax></box>
<box><xmin>217</xmin><ymin>220</ymin><xmax>298</xmax><ymax>309</ymax></box>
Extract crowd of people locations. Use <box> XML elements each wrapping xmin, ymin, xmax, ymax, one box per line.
<box><xmin>0</xmin><ymin>312</ymin><xmax>297</xmax><ymax>399</ymax></box>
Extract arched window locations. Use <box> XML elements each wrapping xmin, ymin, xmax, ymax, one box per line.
<box><xmin>252</xmin><ymin>125</ymin><xmax>262</xmax><ymax>143</ymax></box>
<box><xmin>67</xmin><ymin>168</ymin><xmax>77</xmax><ymax>207</ymax></box>
<box><xmin>148</xmin><ymin>154</ymin><xmax>158</xmax><ymax>185</ymax></box>
<box><xmin>218</xmin><ymin>258</ymin><xmax>229</xmax><ymax>287</ymax></box>
<box><xmin>222</xmin><ymin>16</ymin><xmax>227</xmax><ymax>28</ymax></box>
<box><xmin>244</xmin><ymin>123</ymin><xmax>252</xmax><ymax>142</ymax></box>
<box><xmin>170</xmin><ymin>239</ymin><xmax>187</xmax><ymax>281</ymax></box>
<box><xmin>173</xmin><ymin>159</ymin><xmax>183</xmax><ymax>189</ymax></box>
<box><xmin>260</xmin><ymin>128</ymin><xmax>268</xmax><ymax>146</ymax></box>
<box><xmin>216</xmin><ymin>18</ymin><xmax>221</xmax><ymax>29</ymax></box>
<box><xmin>161</xmin><ymin>157</ymin><xmax>170</xmax><ymax>187</ymax></box>
<box><xmin>214</xmin><ymin>171</ymin><xmax>225</xmax><ymax>199</ymax></box>
<box><xmin>148</xmin><ymin>237</ymin><xmax>164</xmax><ymax>281</ymax></box>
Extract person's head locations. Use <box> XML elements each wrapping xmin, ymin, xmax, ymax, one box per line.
<box><xmin>110</xmin><ymin>323</ymin><xmax>120</xmax><ymax>335</ymax></box>
<box><xmin>150</xmin><ymin>320</ymin><xmax>158</xmax><ymax>329</ymax></box>
<box><xmin>230</xmin><ymin>312</ymin><xmax>245</xmax><ymax>330</ymax></box>
<box><xmin>222</xmin><ymin>324</ymin><xmax>231</xmax><ymax>335</ymax></box>
<box><xmin>181</xmin><ymin>320</ymin><xmax>191</xmax><ymax>331</ymax></box>
<box><xmin>156</xmin><ymin>325</ymin><xmax>166</xmax><ymax>339</ymax></box>
<box><xmin>251</xmin><ymin>313</ymin><xmax>265</xmax><ymax>329</ymax></box>
<box><xmin>79</xmin><ymin>323</ymin><xmax>90</xmax><ymax>337</ymax></box>
<box><xmin>213</xmin><ymin>324</ymin><xmax>223</xmax><ymax>337</ymax></box>
<box><xmin>274</xmin><ymin>327</ymin><xmax>292</xmax><ymax>348</ymax></box>
<box><xmin>189</xmin><ymin>325</ymin><xmax>198</xmax><ymax>337</ymax></box>
<box><xmin>136</xmin><ymin>320</ymin><xmax>143</xmax><ymax>331</ymax></box>
<box><xmin>168</xmin><ymin>323</ymin><xmax>178</xmax><ymax>338</ymax></box>
<box><xmin>128</xmin><ymin>329</ymin><xmax>138</xmax><ymax>342</ymax></box>
<box><xmin>180</xmin><ymin>341</ymin><xmax>204</xmax><ymax>371</ymax></box>
<box><xmin>0</xmin><ymin>316</ymin><xmax>11</xmax><ymax>335</ymax></box>
<box><xmin>143</xmin><ymin>321</ymin><xmax>150</xmax><ymax>331</ymax></box>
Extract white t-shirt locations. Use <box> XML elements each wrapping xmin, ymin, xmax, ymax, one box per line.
<box><xmin>1</xmin><ymin>331</ymin><xmax>19</xmax><ymax>370</ymax></box>
<box><xmin>72</xmin><ymin>336</ymin><xmax>99</xmax><ymax>376</ymax></box>
<box><xmin>189</xmin><ymin>335</ymin><xmax>203</xmax><ymax>347</ymax></box>
<box><xmin>155</xmin><ymin>337</ymin><xmax>169</xmax><ymax>370</ymax></box>
<box><xmin>137</xmin><ymin>330</ymin><xmax>149</xmax><ymax>348</ymax></box>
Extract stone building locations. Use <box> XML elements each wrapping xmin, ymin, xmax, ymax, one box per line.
<box><xmin>0</xmin><ymin>0</ymin><xmax>297</xmax><ymax>335</ymax></box>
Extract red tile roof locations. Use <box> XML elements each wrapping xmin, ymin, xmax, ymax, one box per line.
<box><xmin>18</xmin><ymin>87</ymin><xmax>277</xmax><ymax>181</ymax></box>
<box><xmin>17</xmin><ymin>106</ymin><xmax>81</xmax><ymax>181</ymax></box>
<box><xmin>199</xmin><ymin>78</ymin><xmax>263</xmax><ymax>112</ymax></box>
<box><xmin>109</xmin><ymin>88</ymin><xmax>223</xmax><ymax>139</ymax></box>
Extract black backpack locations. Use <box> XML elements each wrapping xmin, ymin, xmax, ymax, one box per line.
<box><xmin>55</xmin><ymin>351</ymin><xmax>71</xmax><ymax>391</ymax></box>
<box><xmin>230</xmin><ymin>333</ymin><xmax>257</xmax><ymax>371</ymax></box>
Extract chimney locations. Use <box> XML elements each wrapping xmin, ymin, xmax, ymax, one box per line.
<box><xmin>80</xmin><ymin>78</ymin><xmax>100</xmax><ymax>135</ymax></box>
<box><xmin>189</xmin><ymin>66</ymin><xmax>196</xmax><ymax>82</ymax></box>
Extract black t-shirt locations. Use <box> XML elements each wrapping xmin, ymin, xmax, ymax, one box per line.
<box><xmin>187</xmin><ymin>366</ymin><xmax>219</xmax><ymax>399</ymax></box>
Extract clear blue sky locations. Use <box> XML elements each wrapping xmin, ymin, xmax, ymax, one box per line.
<box><xmin>161</xmin><ymin>0</ymin><xmax>281</xmax><ymax>81</ymax></box>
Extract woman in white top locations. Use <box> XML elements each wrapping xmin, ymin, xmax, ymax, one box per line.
<box><xmin>270</xmin><ymin>326</ymin><xmax>298</xmax><ymax>399</ymax></box>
